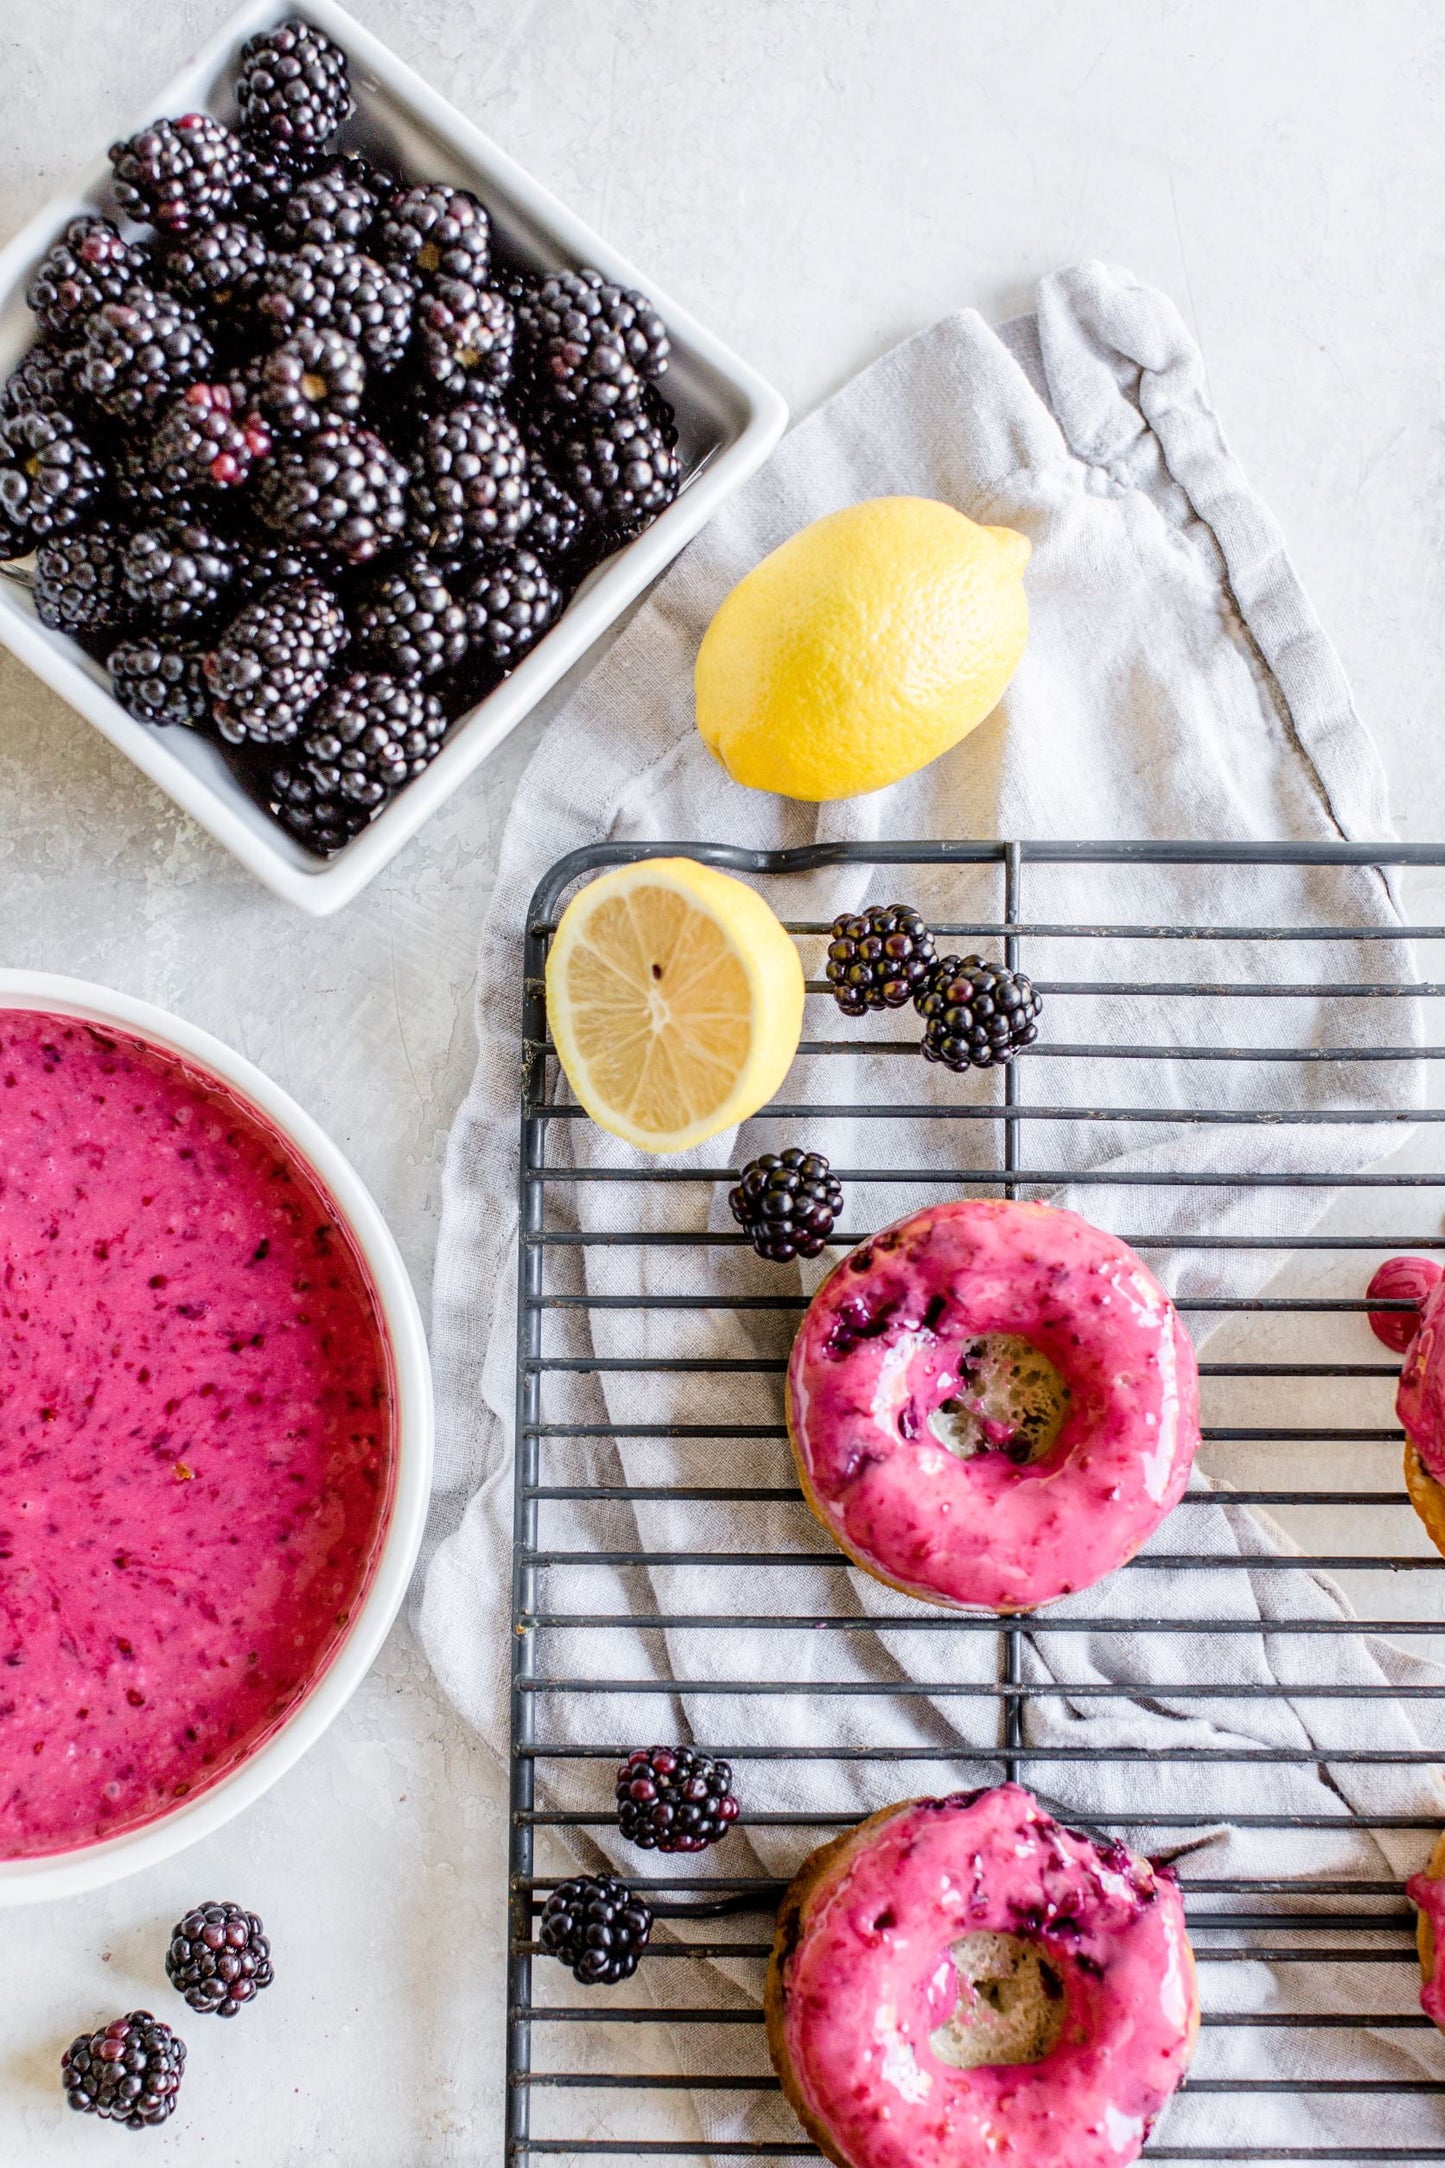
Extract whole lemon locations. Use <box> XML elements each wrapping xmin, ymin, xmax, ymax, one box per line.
<box><xmin>694</xmin><ymin>496</ymin><xmax>1030</xmax><ymax>800</ymax></box>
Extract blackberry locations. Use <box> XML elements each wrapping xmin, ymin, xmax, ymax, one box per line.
<box><xmin>235</xmin><ymin>145</ymin><xmax>309</xmax><ymax>231</ymax></box>
<box><xmin>553</xmin><ymin>398</ymin><xmax>680</xmax><ymax>538</ymax></box>
<box><xmin>825</xmin><ymin>903</ymin><xmax>937</xmax><ymax>1016</ymax></box>
<box><xmin>165</xmin><ymin>1901</ymin><xmax>274</xmax><ymax>2019</ymax></box>
<box><xmin>121</xmin><ymin>516</ymin><xmax>238</xmax><ymax>628</ymax></box>
<box><xmin>462</xmin><ymin>547</ymin><xmax>561</xmax><ymax>667</ymax></box>
<box><xmin>233</xmin><ymin>533</ymin><xmax>329</xmax><ymax>603</ymax></box>
<box><xmin>377</xmin><ymin>184</ymin><xmax>490</xmax><ymax>285</ymax></box>
<box><xmin>729</xmin><ymin>1149</ymin><xmax>844</xmax><ymax>1263</ymax></box>
<box><xmin>616</xmin><ymin>1746</ymin><xmax>740</xmax><ymax>1853</ymax></box>
<box><xmin>1</xmin><ymin>344</ymin><xmax>81</xmax><ymax>419</ymax></box>
<box><xmin>538</xmin><ymin>1875</ymin><xmax>652</xmax><ymax>1986</ymax></box>
<box><xmin>108</xmin><ymin>635</ymin><xmax>210</xmax><ymax>727</ymax></box>
<box><xmin>61</xmin><ymin>2011</ymin><xmax>186</xmax><ymax>2130</ymax></box>
<box><xmin>149</xmin><ymin>383</ymin><xmax>272</xmax><ymax>493</ymax></box>
<box><xmin>27</xmin><ymin>216</ymin><xmax>146</xmax><ymax>343</ymax></box>
<box><xmin>109</xmin><ymin>114</ymin><xmax>247</xmax><ymax>235</ymax></box>
<box><xmin>408</xmin><ymin>398</ymin><xmax>531</xmax><ymax>558</ymax></box>
<box><xmin>204</xmin><ymin>575</ymin><xmax>346</xmax><ymax>745</ymax></box>
<box><xmin>236</xmin><ymin>17</ymin><xmax>354</xmax><ymax>161</ymax></box>
<box><xmin>267</xmin><ymin>765</ymin><xmax>372</xmax><ymax>855</ymax></box>
<box><xmin>277</xmin><ymin>157</ymin><xmax>383</xmax><ymax>249</ymax></box>
<box><xmin>161</xmin><ymin>220</ymin><xmax>271</xmax><ymax>315</ymax></box>
<box><xmin>0</xmin><ymin>406</ymin><xmax>106</xmax><ymax>544</ymax></box>
<box><xmin>33</xmin><ymin>522</ymin><xmax>121</xmax><ymax>633</ymax></box>
<box><xmin>114</xmin><ymin>437</ymin><xmax>196</xmax><ymax>517</ymax></box>
<box><xmin>248</xmin><ymin>326</ymin><xmax>365</xmax><ymax>433</ymax></box>
<box><xmin>525</xmin><ymin>462</ymin><xmax>591</xmax><ymax>565</ymax></box>
<box><xmin>916</xmin><ymin>956</ymin><xmax>1042</xmax><ymax>1071</ymax></box>
<box><xmin>355</xmin><ymin>553</ymin><xmax>469</xmax><ymax>679</ymax></box>
<box><xmin>517</xmin><ymin>267</ymin><xmax>670</xmax><ymax>418</ymax></box>
<box><xmin>416</xmin><ymin>276</ymin><xmax>514</xmax><ymax>399</ymax></box>
<box><xmin>256</xmin><ymin>420</ymin><xmax>408</xmax><ymax>562</ymax></box>
<box><xmin>258</xmin><ymin>244</ymin><xmax>416</xmax><ymax>375</ymax></box>
<box><xmin>79</xmin><ymin>286</ymin><xmax>214</xmax><ymax>421</ymax></box>
<box><xmin>277</xmin><ymin>669</ymin><xmax>445</xmax><ymax>818</ymax></box>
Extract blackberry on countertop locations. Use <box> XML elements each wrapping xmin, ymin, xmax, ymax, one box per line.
<box><xmin>916</xmin><ymin>955</ymin><xmax>1042</xmax><ymax>1071</ymax></box>
<box><xmin>247</xmin><ymin>326</ymin><xmax>365</xmax><ymax>433</ymax></box>
<box><xmin>355</xmin><ymin>553</ymin><xmax>469</xmax><ymax>680</ymax></box>
<box><xmin>255</xmin><ymin>420</ymin><xmax>408</xmax><ymax>561</ymax></box>
<box><xmin>0</xmin><ymin>406</ymin><xmax>106</xmax><ymax>546</ymax></box>
<box><xmin>276</xmin><ymin>157</ymin><xmax>383</xmax><ymax>249</ymax></box>
<box><xmin>462</xmin><ymin>546</ymin><xmax>561</xmax><ymax>667</ymax></box>
<box><xmin>204</xmin><ymin>575</ymin><xmax>346</xmax><ymax>745</ymax></box>
<box><xmin>165</xmin><ymin>1901</ymin><xmax>273</xmax><ymax>2018</ymax></box>
<box><xmin>1</xmin><ymin>344</ymin><xmax>82</xmax><ymax>419</ymax></box>
<box><xmin>730</xmin><ymin>1149</ymin><xmax>844</xmax><ymax>1264</ymax></box>
<box><xmin>27</xmin><ymin>216</ymin><xmax>146</xmax><ymax>343</ymax></box>
<box><xmin>277</xmin><ymin>669</ymin><xmax>446</xmax><ymax>816</ymax></box>
<box><xmin>121</xmin><ymin>516</ymin><xmax>238</xmax><ymax>628</ymax></box>
<box><xmin>258</xmin><ymin>244</ymin><xmax>416</xmax><ymax>375</ymax></box>
<box><xmin>826</xmin><ymin>903</ymin><xmax>937</xmax><ymax>1016</ymax></box>
<box><xmin>60</xmin><ymin>2011</ymin><xmax>186</xmax><ymax>2129</ymax></box>
<box><xmin>408</xmin><ymin>398</ymin><xmax>532</xmax><ymax>559</ymax></box>
<box><xmin>616</xmin><ymin>1746</ymin><xmax>740</xmax><ymax>1853</ymax></box>
<box><xmin>376</xmin><ymin>183</ymin><xmax>490</xmax><ymax>285</ymax></box>
<box><xmin>517</xmin><ymin>266</ymin><xmax>670</xmax><ymax>417</ymax></box>
<box><xmin>109</xmin><ymin>113</ymin><xmax>246</xmax><ymax>235</ymax></box>
<box><xmin>416</xmin><ymin>276</ymin><xmax>514</xmax><ymax>399</ymax></box>
<box><xmin>539</xmin><ymin>1875</ymin><xmax>652</xmax><ymax>1985</ymax></box>
<box><xmin>236</xmin><ymin>16</ymin><xmax>354</xmax><ymax>161</ymax></box>
<box><xmin>161</xmin><ymin>220</ymin><xmax>271</xmax><ymax>315</ymax></box>
<box><xmin>34</xmin><ymin>522</ymin><xmax>121</xmax><ymax>633</ymax></box>
<box><xmin>108</xmin><ymin>635</ymin><xmax>210</xmax><ymax>727</ymax></box>
<box><xmin>149</xmin><ymin>383</ymin><xmax>272</xmax><ymax>493</ymax></box>
<box><xmin>79</xmin><ymin>286</ymin><xmax>214</xmax><ymax>421</ymax></box>
<box><xmin>553</xmin><ymin>397</ymin><xmax>680</xmax><ymax>539</ymax></box>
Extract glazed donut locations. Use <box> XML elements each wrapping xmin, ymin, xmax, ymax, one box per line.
<box><xmin>1372</xmin><ymin>1258</ymin><xmax>1445</xmax><ymax>1560</ymax></box>
<box><xmin>765</xmin><ymin>1784</ymin><xmax>1198</xmax><ymax>2168</ymax></box>
<box><xmin>785</xmin><ymin>1199</ymin><xmax>1200</xmax><ymax>1613</ymax></box>
<box><xmin>1408</xmin><ymin>1832</ymin><xmax>1445</xmax><ymax>2033</ymax></box>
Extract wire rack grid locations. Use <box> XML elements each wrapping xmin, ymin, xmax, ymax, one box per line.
<box><xmin>507</xmin><ymin>837</ymin><xmax>1445</xmax><ymax>2167</ymax></box>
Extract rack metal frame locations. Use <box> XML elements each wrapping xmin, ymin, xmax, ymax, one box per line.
<box><xmin>507</xmin><ymin>838</ymin><xmax>1445</xmax><ymax>2164</ymax></box>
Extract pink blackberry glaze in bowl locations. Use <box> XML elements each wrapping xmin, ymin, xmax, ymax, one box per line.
<box><xmin>0</xmin><ymin>971</ymin><xmax>431</xmax><ymax>1902</ymax></box>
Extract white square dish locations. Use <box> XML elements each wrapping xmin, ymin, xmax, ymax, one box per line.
<box><xmin>0</xmin><ymin>0</ymin><xmax>787</xmax><ymax>915</ymax></box>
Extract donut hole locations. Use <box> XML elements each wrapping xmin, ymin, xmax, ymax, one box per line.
<box><xmin>929</xmin><ymin>1931</ymin><xmax>1066</xmax><ymax>2070</ymax></box>
<box><xmin>927</xmin><ymin>1335</ymin><xmax>1070</xmax><ymax>1465</ymax></box>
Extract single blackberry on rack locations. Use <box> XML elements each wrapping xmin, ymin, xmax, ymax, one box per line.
<box><xmin>247</xmin><ymin>326</ymin><xmax>366</xmax><ymax>434</ymax></box>
<box><xmin>160</xmin><ymin>220</ymin><xmax>271</xmax><ymax>315</ymax></box>
<box><xmin>915</xmin><ymin>955</ymin><xmax>1042</xmax><ymax>1071</ymax></box>
<box><xmin>825</xmin><ymin>903</ymin><xmax>937</xmax><ymax>1016</ymax></box>
<box><xmin>79</xmin><ymin>287</ymin><xmax>214</xmax><ymax>420</ymax></box>
<box><xmin>27</xmin><ymin>216</ymin><xmax>146</xmax><ymax>343</ymax></box>
<box><xmin>415</xmin><ymin>277</ymin><xmax>514</xmax><ymax>399</ymax></box>
<box><xmin>552</xmin><ymin>397</ymin><xmax>680</xmax><ymax>538</ymax></box>
<box><xmin>0</xmin><ymin>406</ymin><xmax>106</xmax><ymax>544</ymax></box>
<box><xmin>267</xmin><ymin>763</ymin><xmax>373</xmax><ymax>854</ymax></box>
<box><xmin>516</xmin><ymin>266</ymin><xmax>670</xmax><ymax>417</ymax></box>
<box><xmin>255</xmin><ymin>420</ymin><xmax>409</xmax><ymax>561</ymax></box>
<box><xmin>61</xmin><ymin>2012</ymin><xmax>186</xmax><ymax>2129</ymax></box>
<box><xmin>354</xmin><ymin>553</ymin><xmax>469</xmax><ymax>679</ymax></box>
<box><xmin>277</xmin><ymin>669</ymin><xmax>446</xmax><ymax>814</ymax></box>
<box><xmin>539</xmin><ymin>1875</ymin><xmax>653</xmax><ymax>1985</ymax></box>
<box><xmin>1</xmin><ymin>343</ymin><xmax>82</xmax><ymax>419</ymax></box>
<box><xmin>149</xmin><ymin>383</ymin><xmax>272</xmax><ymax>493</ymax></box>
<box><xmin>376</xmin><ymin>183</ymin><xmax>490</xmax><ymax>285</ymax></box>
<box><xmin>729</xmin><ymin>1149</ymin><xmax>844</xmax><ymax>1263</ymax></box>
<box><xmin>109</xmin><ymin>114</ymin><xmax>247</xmax><ymax>234</ymax></box>
<box><xmin>276</xmin><ymin>157</ymin><xmax>383</xmax><ymax>249</ymax></box>
<box><xmin>108</xmin><ymin>635</ymin><xmax>210</xmax><ymax>727</ymax></box>
<box><xmin>204</xmin><ymin>575</ymin><xmax>346</xmax><ymax>745</ymax></box>
<box><xmin>616</xmin><ymin>1746</ymin><xmax>740</xmax><ymax>1853</ymax></box>
<box><xmin>121</xmin><ymin>516</ymin><xmax>238</xmax><ymax>628</ymax></box>
<box><xmin>165</xmin><ymin>1901</ymin><xmax>274</xmax><ymax>2019</ymax></box>
<box><xmin>257</xmin><ymin>244</ymin><xmax>417</xmax><ymax>375</ymax></box>
<box><xmin>462</xmin><ymin>546</ymin><xmax>561</xmax><ymax>667</ymax></box>
<box><xmin>235</xmin><ymin>16</ymin><xmax>354</xmax><ymax>161</ymax></box>
<box><xmin>407</xmin><ymin>398</ymin><xmax>532</xmax><ymax>558</ymax></box>
<box><xmin>33</xmin><ymin>522</ymin><xmax>122</xmax><ymax>633</ymax></box>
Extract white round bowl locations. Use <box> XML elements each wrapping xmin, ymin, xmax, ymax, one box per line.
<box><xmin>0</xmin><ymin>970</ymin><xmax>433</xmax><ymax>1904</ymax></box>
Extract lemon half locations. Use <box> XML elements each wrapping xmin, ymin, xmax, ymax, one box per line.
<box><xmin>545</xmin><ymin>858</ymin><xmax>804</xmax><ymax>1153</ymax></box>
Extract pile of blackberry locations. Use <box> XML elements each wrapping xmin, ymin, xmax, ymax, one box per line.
<box><xmin>825</xmin><ymin>902</ymin><xmax>1044</xmax><ymax>1072</ymax></box>
<box><xmin>2</xmin><ymin>16</ymin><xmax>682</xmax><ymax>856</ymax></box>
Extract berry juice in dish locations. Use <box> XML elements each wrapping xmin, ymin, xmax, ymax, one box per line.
<box><xmin>0</xmin><ymin>1009</ymin><xmax>395</xmax><ymax>1859</ymax></box>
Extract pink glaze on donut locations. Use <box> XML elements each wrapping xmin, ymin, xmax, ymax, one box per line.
<box><xmin>1395</xmin><ymin>1273</ymin><xmax>1445</xmax><ymax>1484</ymax></box>
<box><xmin>1406</xmin><ymin>1869</ymin><xmax>1445</xmax><ymax>2031</ymax></box>
<box><xmin>786</xmin><ymin>1201</ymin><xmax>1199</xmax><ymax>1612</ymax></box>
<box><xmin>1367</xmin><ymin>1256</ymin><xmax>1443</xmax><ymax>1355</ymax></box>
<box><xmin>774</xmin><ymin>1785</ymin><xmax>1196</xmax><ymax>2168</ymax></box>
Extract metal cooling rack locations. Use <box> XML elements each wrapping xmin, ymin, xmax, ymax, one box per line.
<box><xmin>508</xmin><ymin>838</ymin><xmax>1445</xmax><ymax>2166</ymax></box>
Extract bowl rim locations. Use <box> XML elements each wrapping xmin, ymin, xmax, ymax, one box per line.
<box><xmin>0</xmin><ymin>0</ymin><xmax>788</xmax><ymax>917</ymax></box>
<box><xmin>0</xmin><ymin>968</ymin><xmax>434</xmax><ymax>1904</ymax></box>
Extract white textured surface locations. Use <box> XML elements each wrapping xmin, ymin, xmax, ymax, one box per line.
<box><xmin>1</xmin><ymin>1</ymin><xmax>1443</xmax><ymax>2159</ymax></box>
